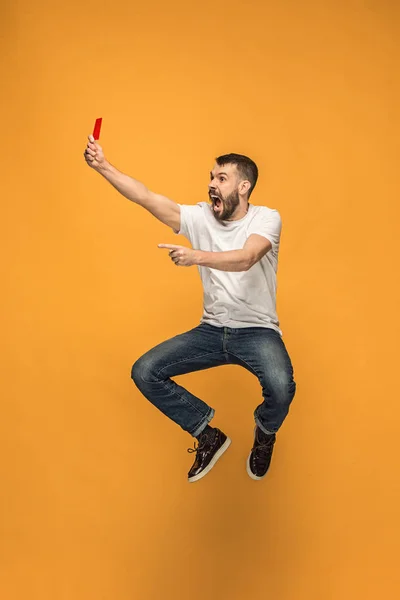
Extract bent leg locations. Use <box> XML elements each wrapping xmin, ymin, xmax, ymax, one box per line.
<box><xmin>227</xmin><ymin>327</ymin><xmax>297</xmax><ymax>434</ymax></box>
<box><xmin>131</xmin><ymin>324</ymin><xmax>227</xmax><ymax>437</ymax></box>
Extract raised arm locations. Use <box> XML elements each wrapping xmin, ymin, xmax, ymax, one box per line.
<box><xmin>84</xmin><ymin>135</ymin><xmax>181</xmax><ymax>231</ymax></box>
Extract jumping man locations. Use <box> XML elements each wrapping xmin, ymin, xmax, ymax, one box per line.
<box><xmin>84</xmin><ymin>134</ymin><xmax>297</xmax><ymax>483</ymax></box>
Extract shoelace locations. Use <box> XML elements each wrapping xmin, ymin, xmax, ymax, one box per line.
<box><xmin>187</xmin><ymin>432</ymin><xmax>211</xmax><ymax>454</ymax></box>
<box><xmin>252</xmin><ymin>436</ymin><xmax>275</xmax><ymax>455</ymax></box>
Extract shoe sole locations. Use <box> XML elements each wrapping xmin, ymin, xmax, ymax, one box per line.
<box><xmin>246</xmin><ymin>453</ymin><xmax>269</xmax><ymax>480</ymax></box>
<box><xmin>188</xmin><ymin>436</ymin><xmax>232</xmax><ymax>483</ymax></box>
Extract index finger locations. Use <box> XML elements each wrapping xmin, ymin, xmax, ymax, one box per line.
<box><xmin>158</xmin><ymin>244</ymin><xmax>181</xmax><ymax>249</ymax></box>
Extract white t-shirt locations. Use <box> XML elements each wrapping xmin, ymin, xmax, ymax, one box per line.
<box><xmin>174</xmin><ymin>201</ymin><xmax>283</xmax><ymax>336</ymax></box>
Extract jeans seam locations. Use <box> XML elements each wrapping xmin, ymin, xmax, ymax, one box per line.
<box><xmin>138</xmin><ymin>372</ymin><xmax>213</xmax><ymax>418</ymax></box>
<box><xmin>227</xmin><ymin>349</ymin><xmax>294</xmax><ymax>380</ymax></box>
<box><xmin>224</xmin><ymin>351</ymin><xmax>264</xmax><ymax>380</ymax></box>
<box><xmin>154</xmin><ymin>351</ymin><xmax>226</xmax><ymax>379</ymax></box>
<box><xmin>192</xmin><ymin>408</ymin><xmax>215</xmax><ymax>437</ymax></box>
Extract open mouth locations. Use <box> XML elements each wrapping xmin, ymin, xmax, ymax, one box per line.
<box><xmin>210</xmin><ymin>194</ymin><xmax>223</xmax><ymax>211</ymax></box>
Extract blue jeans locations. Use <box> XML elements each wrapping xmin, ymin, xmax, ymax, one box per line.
<box><xmin>131</xmin><ymin>323</ymin><xmax>296</xmax><ymax>437</ymax></box>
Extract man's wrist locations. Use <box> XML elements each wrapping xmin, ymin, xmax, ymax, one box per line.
<box><xmin>194</xmin><ymin>250</ymin><xmax>204</xmax><ymax>266</ymax></box>
<box><xmin>97</xmin><ymin>160</ymin><xmax>112</xmax><ymax>177</ymax></box>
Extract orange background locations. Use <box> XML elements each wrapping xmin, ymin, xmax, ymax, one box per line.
<box><xmin>1</xmin><ymin>1</ymin><xmax>400</xmax><ymax>598</ymax></box>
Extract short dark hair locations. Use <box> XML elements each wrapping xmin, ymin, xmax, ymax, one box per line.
<box><xmin>215</xmin><ymin>153</ymin><xmax>259</xmax><ymax>199</ymax></box>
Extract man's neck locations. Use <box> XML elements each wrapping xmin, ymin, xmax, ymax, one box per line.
<box><xmin>228</xmin><ymin>201</ymin><xmax>249</xmax><ymax>221</ymax></box>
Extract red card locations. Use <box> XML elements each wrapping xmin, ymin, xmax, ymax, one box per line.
<box><xmin>93</xmin><ymin>118</ymin><xmax>102</xmax><ymax>140</ymax></box>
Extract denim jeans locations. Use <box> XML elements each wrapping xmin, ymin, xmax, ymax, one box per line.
<box><xmin>131</xmin><ymin>323</ymin><xmax>296</xmax><ymax>438</ymax></box>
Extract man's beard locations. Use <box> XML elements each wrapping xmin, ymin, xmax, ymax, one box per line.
<box><xmin>210</xmin><ymin>189</ymin><xmax>241</xmax><ymax>224</ymax></box>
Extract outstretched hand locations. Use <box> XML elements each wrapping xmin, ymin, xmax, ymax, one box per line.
<box><xmin>158</xmin><ymin>244</ymin><xmax>198</xmax><ymax>267</ymax></box>
<box><xmin>84</xmin><ymin>134</ymin><xmax>106</xmax><ymax>170</ymax></box>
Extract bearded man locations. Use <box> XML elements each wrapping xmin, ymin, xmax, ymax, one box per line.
<box><xmin>84</xmin><ymin>134</ymin><xmax>297</xmax><ymax>483</ymax></box>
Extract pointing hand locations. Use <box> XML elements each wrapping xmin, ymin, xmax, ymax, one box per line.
<box><xmin>158</xmin><ymin>244</ymin><xmax>198</xmax><ymax>267</ymax></box>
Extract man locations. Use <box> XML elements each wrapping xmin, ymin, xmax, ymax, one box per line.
<box><xmin>84</xmin><ymin>134</ymin><xmax>296</xmax><ymax>483</ymax></box>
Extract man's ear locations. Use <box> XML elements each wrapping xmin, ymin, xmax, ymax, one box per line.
<box><xmin>239</xmin><ymin>180</ymin><xmax>251</xmax><ymax>196</ymax></box>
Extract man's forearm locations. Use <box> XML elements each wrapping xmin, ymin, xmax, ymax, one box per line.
<box><xmin>97</xmin><ymin>161</ymin><xmax>148</xmax><ymax>204</ymax></box>
<box><xmin>195</xmin><ymin>249</ymin><xmax>251</xmax><ymax>272</ymax></box>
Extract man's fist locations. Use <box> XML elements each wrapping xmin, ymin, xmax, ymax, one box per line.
<box><xmin>84</xmin><ymin>134</ymin><xmax>105</xmax><ymax>170</ymax></box>
<box><xmin>158</xmin><ymin>244</ymin><xmax>199</xmax><ymax>267</ymax></box>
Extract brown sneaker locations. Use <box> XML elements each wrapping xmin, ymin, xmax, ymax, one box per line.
<box><xmin>247</xmin><ymin>426</ymin><xmax>276</xmax><ymax>480</ymax></box>
<box><xmin>187</xmin><ymin>427</ymin><xmax>231</xmax><ymax>483</ymax></box>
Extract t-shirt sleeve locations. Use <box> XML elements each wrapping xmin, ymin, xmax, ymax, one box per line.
<box><xmin>247</xmin><ymin>209</ymin><xmax>282</xmax><ymax>253</ymax></box>
<box><xmin>173</xmin><ymin>203</ymin><xmax>203</xmax><ymax>243</ymax></box>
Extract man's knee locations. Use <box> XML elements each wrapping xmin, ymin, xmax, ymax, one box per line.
<box><xmin>131</xmin><ymin>355</ymin><xmax>159</xmax><ymax>386</ymax></box>
<box><xmin>272</xmin><ymin>375</ymin><xmax>296</xmax><ymax>406</ymax></box>
<box><xmin>131</xmin><ymin>356</ymin><xmax>154</xmax><ymax>387</ymax></box>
